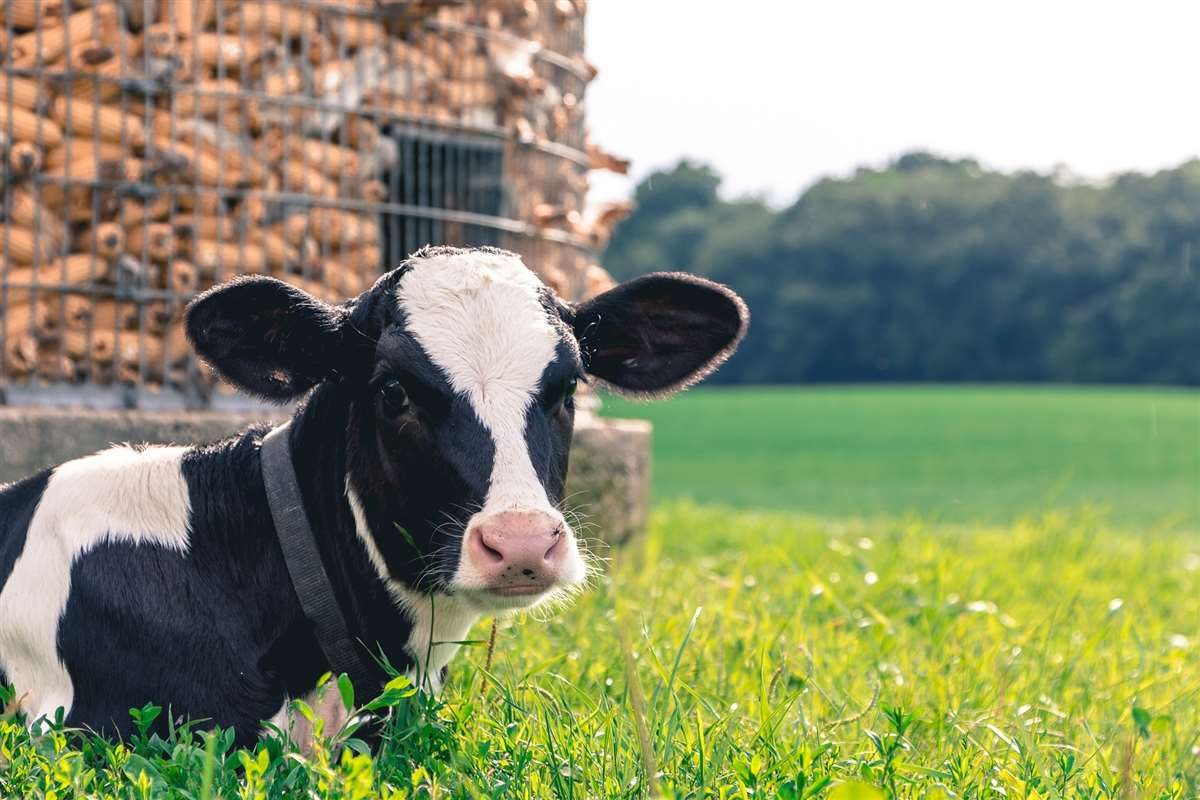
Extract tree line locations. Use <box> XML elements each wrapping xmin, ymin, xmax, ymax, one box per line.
<box><xmin>602</xmin><ymin>154</ymin><xmax>1199</xmax><ymax>385</ymax></box>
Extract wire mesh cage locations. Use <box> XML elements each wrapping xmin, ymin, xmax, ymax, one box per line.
<box><xmin>0</xmin><ymin>0</ymin><xmax>628</xmax><ymax>409</ymax></box>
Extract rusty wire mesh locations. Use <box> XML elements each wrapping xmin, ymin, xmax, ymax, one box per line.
<box><xmin>0</xmin><ymin>0</ymin><xmax>618</xmax><ymax>409</ymax></box>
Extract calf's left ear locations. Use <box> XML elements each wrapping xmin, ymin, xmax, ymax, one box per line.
<box><xmin>185</xmin><ymin>276</ymin><xmax>349</xmax><ymax>401</ymax></box>
<box><xmin>569</xmin><ymin>272</ymin><xmax>748</xmax><ymax>396</ymax></box>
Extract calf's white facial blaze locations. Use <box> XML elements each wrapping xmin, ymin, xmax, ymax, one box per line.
<box><xmin>397</xmin><ymin>250</ymin><xmax>556</xmax><ymax>512</ymax></box>
<box><xmin>0</xmin><ymin>445</ymin><xmax>191</xmax><ymax>723</ymax></box>
<box><xmin>395</xmin><ymin>250</ymin><xmax>586</xmax><ymax>597</ymax></box>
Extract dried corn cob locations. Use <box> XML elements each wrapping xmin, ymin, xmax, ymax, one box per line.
<box><xmin>8</xmin><ymin>140</ymin><xmax>43</xmax><ymax>177</ymax></box>
<box><xmin>0</xmin><ymin>0</ymin><xmax>67</xmax><ymax>28</ymax></box>
<box><xmin>191</xmin><ymin>240</ymin><xmax>269</xmax><ymax>276</ymax></box>
<box><xmin>11</xmin><ymin>4</ymin><xmax>119</xmax><ymax>68</ymax></box>
<box><xmin>224</xmin><ymin>1</ymin><xmax>318</xmax><ymax>40</ymax></box>
<box><xmin>0</xmin><ymin>103</ymin><xmax>65</xmax><ymax>146</ymax></box>
<box><xmin>51</xmin><ymin>96</ymin><xmax>148</xmax><ymax>148</ymax></box>
<box><xmin>126</xmin><ymin>222</ymin><xmax>176</xmax><ymax>262</ymax></box>
<box><xmin>0</xmin><ymin>74</ymin><xmax>43</xmax><ymax>111</ymax></box>
<box><xmin>2</xmin><ymin>254</ymin><xmax>110</xmax><ymax>304</ymax></box>
<box><xmin>0</xmin><ymin>226</ymin><xmax>63</xmax><ymax>265</ymax></box>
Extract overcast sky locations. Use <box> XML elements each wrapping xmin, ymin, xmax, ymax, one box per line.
<box><xmin>584</xmin><ymin>1</ymin><xmax>1200</xmax><ymax>206</ymax></box>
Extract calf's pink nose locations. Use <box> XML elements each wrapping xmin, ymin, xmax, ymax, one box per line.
<box><xmin>467</xmin><ymin>510</ymin><xmax>566</xmax><ymax>588</ymax></box>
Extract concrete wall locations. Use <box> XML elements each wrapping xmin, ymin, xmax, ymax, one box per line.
<box><xmin>0</xmin><ymin>407</ymin><xmax>649</xmax><ymax>547</ymax></box>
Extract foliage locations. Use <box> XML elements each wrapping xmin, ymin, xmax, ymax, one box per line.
<box><xmin>602</xmin><ymin>156</ymin><xmax>1200</xmax><ymax>385</ymax></box>
<box><xmin>1</xmin><ymin>503</ymin><xmax>1197</xmax><ymax>798</ymax></box>
<box><xmin>601</xmin><ymin>385</ymin><xmax>1200</xmax><ymax>527</ymax></box>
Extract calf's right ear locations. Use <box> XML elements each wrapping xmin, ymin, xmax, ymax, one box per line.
<box><xmin>569</xmin><ymin>272</ymin><xmax>748</xmax><ymax>397</ymax></box>
<box><xmin>185</xmin><ymin>276</ymin><xmax>348</xmax><ymax>401</ymax></box>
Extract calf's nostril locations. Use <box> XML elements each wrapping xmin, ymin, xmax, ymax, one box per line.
<box><xmin>543</xmin><ymin>533</ymin><xmax>564</xmax><ymax>561</ymax></box>
<box><xmin>474</xmin><ymin>530</ymin><xmax>505</xmax><ymax>564</ymax></box>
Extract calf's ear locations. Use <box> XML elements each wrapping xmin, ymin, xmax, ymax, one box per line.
<box><xmin>185</xmin><ymin>276</ymin><xmax>349</xmax><ymax>401</ymax></box>
<box><xmin>570</xmin><ymin>272</ymin><xmax>748</xmax><ymax>396</ymax></box>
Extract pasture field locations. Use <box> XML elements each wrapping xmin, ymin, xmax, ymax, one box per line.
<box><xmin>1</xmin><ymin>504</ymin><xmax>1197</xmax><ymax>798</ymax></box>
<box><xmin>602</xmin><ymin>386</ymin><xmax>1200</xmax><ymax>528</ymax></box>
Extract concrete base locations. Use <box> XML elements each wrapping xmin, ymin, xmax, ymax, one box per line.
<box><xmin>0</xmin><ymin>407</ymin><xmax>650</xmax><ymax>546</ymax></box>
<box><xmin>563</xmin><ymin>413</ymin><xmax>652</xmax><ymax>548</ymax></box>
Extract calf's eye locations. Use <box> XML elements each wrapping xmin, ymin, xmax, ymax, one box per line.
<box><xmin>380</xmin><ymin>378</ymin><xmax>410</xmax><ymax>415</ymax></box>
<box><xmin>556</xmin><ymin>378</ymin><xmax>578</xmax><ymax>413</ymax></box>
<box><xmin>544</xmin><ymin>378</ymin><xmax>580</xmax><ymax>414</ymax></box>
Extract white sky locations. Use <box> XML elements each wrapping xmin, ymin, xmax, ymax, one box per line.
<box><xmin>584</xmin><ymin>1</ymin><xmax>1200</xmax><ymax>206</ymax></box>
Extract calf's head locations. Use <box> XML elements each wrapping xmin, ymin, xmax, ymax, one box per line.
<box><xmin>186</xmin><ymin>247</ymin><xmax>747</xmax><ymax>612</ymax></box>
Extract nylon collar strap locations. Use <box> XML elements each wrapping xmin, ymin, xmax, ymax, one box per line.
<box><xmin>261</xmin><ymin>423</ymin><xmax>381</xmax><ymax>695</ymax></box>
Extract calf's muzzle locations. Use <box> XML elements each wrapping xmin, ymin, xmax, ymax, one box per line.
<box><xmin>464</xmin><ymin>510</ymin><xmax>569</xmax><ymax>595</ymax></box>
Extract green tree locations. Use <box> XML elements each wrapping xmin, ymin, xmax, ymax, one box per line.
<box><xmin>602</xmin><ymin>160</ymin><xmax>723</xmax><ymax>280</ymax></box>
<box><xmin>602</xmin><ymin>153</ymin><xmax>1199</xmax><ymax>385</ymax></box>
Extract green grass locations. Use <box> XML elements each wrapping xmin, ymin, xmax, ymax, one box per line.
<box><xmin>3</xmin><ymin>505</ymin><xmax>1198</xmax><ymax>798</ymax></box>
<box><xmin>601</xmin><ymin>386</ymin><xmax>1200</xmax><ymax>528</ymax></box>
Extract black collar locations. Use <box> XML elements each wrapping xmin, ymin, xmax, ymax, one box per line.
<box><xmin>260</xmin><ymin>424</ymin><xmax>382</xmax><ymax>695</ymax></box>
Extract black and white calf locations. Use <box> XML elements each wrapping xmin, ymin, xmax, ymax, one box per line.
<box><xmin>0</xmin><ymin>246</ymin><xmax>747</xmax><ymax>745</ymax></box>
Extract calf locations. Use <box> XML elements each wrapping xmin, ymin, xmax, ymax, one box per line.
<box><xmin>0</xmin><ymin>246</ymin><xmax>747</xmax><ymax>745</ymax></box>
